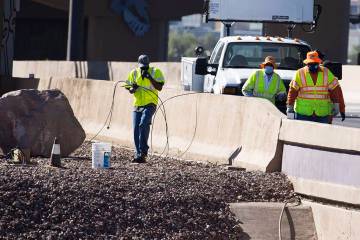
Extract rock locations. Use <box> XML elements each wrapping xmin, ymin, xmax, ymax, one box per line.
<box><xmin>0</xmin><ymin>89</ymin><xmax>85</xmax><ymax>156</ymax></box>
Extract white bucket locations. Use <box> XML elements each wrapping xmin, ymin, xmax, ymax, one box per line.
<box><xmin>92</xmin><ymin>142</ymin><xmax>112</xmax><ymax>169</ymax></box>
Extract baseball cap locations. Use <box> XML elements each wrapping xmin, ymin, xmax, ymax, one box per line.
<box><xmin>138</xmin><ymin>54</ymin><xmax>150</xmax><ymax>67</ymax></box>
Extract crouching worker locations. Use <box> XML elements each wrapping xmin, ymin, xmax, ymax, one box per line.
<box><xmin>242</xmin><ymin>56</ymin><xmax>287</xmax><ymax>104</ymax></box>
<box><xmin>125</xmin><ymin>55</ymin><xmax>165</xmax><ymax>163</ymax></box>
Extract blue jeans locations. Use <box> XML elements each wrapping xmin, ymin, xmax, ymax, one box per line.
<box><xmin>132</xmin><ymin>104</ymin><xmax>156</xmax><ymax>158</ymax></box>
<box><xmin>295</xmin><ymin>113</ymin><xmax>329</xmax><ymax>124</ymax></box>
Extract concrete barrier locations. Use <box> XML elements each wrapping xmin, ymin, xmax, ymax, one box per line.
<box><xmin>15</xmin><ymin>77</ymin><xmax>284</xmax><ymax>172</ymax></box>
<box><xmin>341</xmin><ymin>65</ymin><xmax>360</xmax><ymax>108</ymax></box>
<box><xmin>280</xmin><ymin>119</ymin><xmax>360</xmax><ymax>205</ymax></box>
<box><xmin>12</xmin><ymin>61</ymin><xmax>182</xmax><ymax>90</ymax></box>
<box><xmin>303</xmin><ymin>200</ymin><xmax>360</xmax><ymax>240</ymax></box>
<box><xmin>13</xmin><ymin>61</ymin><xmax>360</xmax><ymax>93</ymax></box>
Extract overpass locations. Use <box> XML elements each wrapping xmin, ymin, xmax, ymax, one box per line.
<box><xmin>14</xmin><ymin>0</ymin><xmax>204</xmax><ymax>62</ymax></box>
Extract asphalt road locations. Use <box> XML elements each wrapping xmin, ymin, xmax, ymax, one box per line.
<box><xmin>332</xmin><ymin>103</ymin><xmax>360</xmax><ymax>128</ymax></box>
<box><xmin>333</xmin><ymin>114</ymin><xmax>360</xmax><ymax>128</ymax></box>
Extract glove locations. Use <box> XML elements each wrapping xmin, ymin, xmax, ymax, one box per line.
<box><xmin>276</xmin><ymin>93</ymin><xmax>287</xmax><ymax>101</ymax></box>
<box><xmin>132</xmin><ymin>83</ymin><xmax>139</xmax><ymax>90</ymax></box>
<box><xmin>142</xmin><ymin>71</ymin><xmax>153</xmax><ymax>80</ymax></box>
<box><xmin>341</xmin><ymin>112</ymin><xmax>346</xmax><ymax>121</ymax></box>
<box><xmin>128</xmin><ymin>83</ymin><xmax>138</xmax><ymax>94</ymax></box>
<box><xmin>286</xmin><ymin>105</ymin><xmax>295</xmax><ymax>119</ymax></box>
<box><xmin>332</xmin><ymin>103</ymin><xmax>340</xmax><ymax>116</ymax></box>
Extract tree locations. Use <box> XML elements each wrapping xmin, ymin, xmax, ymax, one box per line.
<box><xmin>168</xmin><ymin>31</ymin><xmax>197</xmax><ymax>61</ymax></box>
<box><xmin>168</xmin><ymin>30</ymin><xmax>219</xmax><ymax>61</ymax></box>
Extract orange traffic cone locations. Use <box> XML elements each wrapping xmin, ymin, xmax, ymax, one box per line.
<box><xmin>50</xmin><ymin>137</ymin><xmax>61</xmax><ymax>167</ymax></box>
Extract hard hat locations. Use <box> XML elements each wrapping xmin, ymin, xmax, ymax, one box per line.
<box><xmin>138</xmin><ymin>54</ymin><xmax>150</xmax><ymax>67</ymax></box>
<box><xmin>260</xmin><ymin>56</ymin><xmax>277</xmax><ymax>69</ymax></box>
<box><xmin>303</xmin><ymin>51</ymin><xmax>322</xmax><ymax>64</ymax></box>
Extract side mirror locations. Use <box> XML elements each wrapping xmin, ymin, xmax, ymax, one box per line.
<box><xmin>195</xmin><ymin>46</ymin><xmax>205</xmax><ymax>57</ymax></box>
<box><xmin>195</xmin><ymin>57</ymin><xmax>219</xmax><ymax>76</ymax></box>
<box><xmin>195</xmin><ymin>57</ymin><xmax>208</xmax><ymax>75</ymax></box>
<box><xmin>207</xmin><ymin>65</ymin><xmax>218</xmax><ymax>76</ymax></box>
<box><xmin>324</xmin><ymin>61</ymin><xmax>342</xmax><ymax>80</ymax></box>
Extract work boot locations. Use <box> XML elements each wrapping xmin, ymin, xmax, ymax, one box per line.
<box><xmin>138</xmin><ymin>153</ymin><xmax>148</xmax><ymax>163</ymax></box>
<box><xmin>131</xmin><ymin>154</ymin><xmax>146</xmax><ymax>164</ymax></box>
<box><xmin>137</xmin><ymin>155</ymin><xmax>146</xmax><ymax>164</ymax></box>
<box><xmin>131</xmin><ymin>156</ymin><xmax>141</xmax><ymax>164</ymax></box>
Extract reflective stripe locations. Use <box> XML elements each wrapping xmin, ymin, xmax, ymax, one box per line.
<box><xmin>151</xmin><ymin>67</ymin><xmax>155</xmax><ymax>77</ymax></box>
<box><xmin>301</xmin><ymin>86</ymin><xmax>328</xmax><ymax>91</ymax></box>
<box><xmin>298</xmin><ymin>93</ymin><xmax>330</xmax><ymax>99</ymax></box>
<box><xmin>328</xmin><ymin>78</ymin><xmax>339</xmax><ymax>90</ymax></box>
<box><xmin>276</xmin><ymin>77</ymin><xmax>280</xmax><ymax>93</ymax></box>
<box><xmin>300</xmin><ymin>69</ymin><xmax>307</xmax><ymax>86</ymax></box>
<box><xmin>133</xmin><ymin>69</ymin><xmax>137</xmax><ymax>80</ymax></box>
<box><xmin>254</xmin><ymin>71</ymin><xmax>260</xmax><ymax>93</ymax></box>
<box><xmin>323</xmin><ymin>68</ymin><xmax>328</xmax><ymax>86</ymax></box>
<box><xmin>291</xmin><ymin>80</ymin><xmax>299</xmax><ymax>89</ymax></box>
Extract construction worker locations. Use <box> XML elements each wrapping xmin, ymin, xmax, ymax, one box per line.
<box><xmin>287</xmin><ymin>51</ymin><xmax>346</xmax><ymax>123</ymax></box>
<box><xmin>242</xmin><ymin>56</ymin><xmax>287</xmax><ymax>104</ymax></box>
<box><xmin>126</xmin><ymin>55</ymin><xmax>165</xmax><ymax>163</ymax></box>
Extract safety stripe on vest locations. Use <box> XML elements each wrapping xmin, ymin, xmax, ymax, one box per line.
<box><xmin>290</xmin><ymin>80</ymin><xmax>299</xmax><ymax>90</ymax></box>
<box><xmin>133</xmin><ymin>69</ymin><xmax>137</xmax><ymax>80</ymax></box>
<box><xmin>151</xmin><ymin>67</ymin><xmax>155</xmax><ymax>77</ymax></box>
<box><xmin>298</xmin><ymin>93</ymin><xmax>330</xmax><ymax>99</ymax></box>
<box><xmin>301</xmin><ymin>86</ymin><xmax>328</xmax><ymax>91</ymax></box>
<box><xmin>323</xmin><ymin>68</ymin><xmax>328</xmax><ymax>86</ymax></box>
<box><xmin>328</xmin><ymin>78</ymin><xmax>339</xmax><ymax>90</ymax></box>
<box><xmin>299</xmin><ymin>69</ymin><xmax>307</xmax><ymax>86</ymax></box>
<box><xmin>254</xmin><ymin>71</ymin><xmax>260</xmax><ymax>93</ymax></box>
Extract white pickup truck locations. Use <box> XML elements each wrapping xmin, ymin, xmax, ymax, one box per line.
<box><xmin>193</xmin><ymin>35</ymin><xmax>342</xmax><ymax>111</ymax></box>
<box><xmin>198</xmin><ymin>35</ymin><xmax>311</xmax><ymax>95</ymax></box>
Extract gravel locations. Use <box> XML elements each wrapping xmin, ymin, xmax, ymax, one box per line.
<box><xmin>0</xmin><ymin>142</ymin><xmax>295</xmax><ymax>239</ymax></box>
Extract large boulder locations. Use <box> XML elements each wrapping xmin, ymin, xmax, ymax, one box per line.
<box><xmin>0</xmin><ymin>89</ymin><xmax>85</xmax><ymax>157</ymax></box>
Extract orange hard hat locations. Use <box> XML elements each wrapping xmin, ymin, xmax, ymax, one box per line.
<box><xmin>260</xmin><ymin>56</ymin><xmax>277</xmax><ymax>69</ymax></box>
<box><xmin>303</xmin><ymin>51</ymin><xmax>322</xmax><ymax>64</ymax></box>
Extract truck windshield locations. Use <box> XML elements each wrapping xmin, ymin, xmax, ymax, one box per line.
<box><xmin>223</xmin><ymin>42</ymin><xmax>311</xmax><ymax>70</ymax></box>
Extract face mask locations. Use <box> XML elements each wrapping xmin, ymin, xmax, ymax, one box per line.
<box><xmin>264</xmin><ymin>66</ymin><xmax>274</xmax><ymax>75</ymax></box>
<box><xmin>308</xmin><ymin>64</ymin><xmax>319</xmax><ymax>73</ymax></box>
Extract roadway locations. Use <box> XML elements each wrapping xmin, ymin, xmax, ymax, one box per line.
<box><xmin>333</xmin><ymin>103</ymin><xmax>360</xmax><ymax>128</ymax></box>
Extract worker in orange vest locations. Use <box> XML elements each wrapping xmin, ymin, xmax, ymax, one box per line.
<box><xmin>287</xmin><ymin>51</ymin><xmax>345</xmax><ymax>123</ymax></box>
